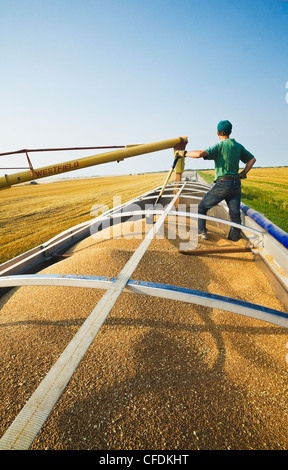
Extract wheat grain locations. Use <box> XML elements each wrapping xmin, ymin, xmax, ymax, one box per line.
<box><xmin>0</xmin><ymin>219</ymin><xmax>287</xmax><ymax>450</ymax></box>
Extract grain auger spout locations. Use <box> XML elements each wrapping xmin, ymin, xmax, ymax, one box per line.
<box><xmin>0</xmin><ymin>137</ymin><xmax>188</xmax><ymax>190</ymax></box>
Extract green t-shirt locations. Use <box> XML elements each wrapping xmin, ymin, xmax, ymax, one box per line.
<box><xmin>204</xmin><ymin>138</ymin><xmax>254</xmax><ymax>180</ymax></box>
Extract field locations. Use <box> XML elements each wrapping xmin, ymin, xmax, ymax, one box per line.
<box><xmin>0</xmin><ymin>173</ymin><xmax>166</xmax><ymax>264</ymax></box>
<box><xmin>198</xmin><ymin>167</ymin><xmax>288</xmax><ymax>233</ymax></box>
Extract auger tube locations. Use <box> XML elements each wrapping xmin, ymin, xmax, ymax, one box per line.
<box><xmin>0</xmin><ymin>136</ymin><xmax>188</xmax><ymax>190</ymax></box>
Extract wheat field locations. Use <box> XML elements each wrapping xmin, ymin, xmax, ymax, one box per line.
<box><xmin>0</xmin><ymin>173</ymin><xmax>166</xmax><ymax>264</ymax></box>
<box><xmin>198</xmin><ymin>167</ymin><xmax>288</xmax><ymax>233</ymax></box>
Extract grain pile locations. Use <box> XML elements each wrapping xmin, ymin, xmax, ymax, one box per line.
<box><xmin>0</xmin><ymin>219</ymin><xmax>288</xmax><ymax>450</ymax></box>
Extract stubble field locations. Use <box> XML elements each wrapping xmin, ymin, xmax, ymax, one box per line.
<box><xmin>0</xmin><ymin>173</ymin><xmax>166</xmax><ymax>264</ymax></box>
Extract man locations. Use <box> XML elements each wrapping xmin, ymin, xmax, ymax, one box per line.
<box><xmin>176</xmin><ymin>120</ymin><xmax>256</xmax><ymax>241</ymax></box>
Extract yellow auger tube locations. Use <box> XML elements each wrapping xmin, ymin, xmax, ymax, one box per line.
<box><xmin>0</xmin><ymin>137</ymin><xmax>188</xmax><ymax>190</ymax></box>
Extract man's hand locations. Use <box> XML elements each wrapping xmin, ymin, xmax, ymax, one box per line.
<box><xmin>239</xmin><ymin>170</ymin><xmax>247</xmax><ymax>179</ymax></box>
<box><xmin>175</xmin><ymin>150</ymin><xmax>186</xmax><ymax>158</ymax></box>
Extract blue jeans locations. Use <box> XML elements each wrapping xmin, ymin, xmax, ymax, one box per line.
<box><xmin>198</xmin><ymin>179</ymin><xmax>242</xmax><ymax>241</ymax></box>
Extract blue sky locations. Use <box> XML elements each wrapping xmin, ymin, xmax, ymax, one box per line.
<box><xmin>1</xmin><ymin>0</ymin><xmax>287</xmax><ymax>178</ymax></box>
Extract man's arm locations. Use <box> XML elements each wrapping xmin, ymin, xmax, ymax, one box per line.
<box><xmin>239</xmin><ymin>157</ymin><xmax>256</xmax><ymax>178</ymax></box>
<box><xmin>186</xmin><ymin>150</ymin><xmax>208</xmax><ymax>159</ymax></box>
<box><xmin>244</xmin><ymin>157</ymin><xmax>256</xmax><ymax>174</ymax></box>
<box><xmin>177</xmin><ymin>150</ymin><xmax>208</xmax><ymax>159</ymax></box>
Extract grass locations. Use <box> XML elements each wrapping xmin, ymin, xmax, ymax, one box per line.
<box><xmin>198</xmin><ymin>167</ymin><xmax>288</xmax><ymax>233</ymax></box>
<box><xmin>0</xmin><ymin>173</ymin><xmax>167</xmax><ymax>264</ymax></box>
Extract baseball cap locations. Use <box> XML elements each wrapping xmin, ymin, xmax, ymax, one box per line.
<box><xmin>217</xmin><ymin>120</ymin><xmax>232</xmax><ymax>134</ymax></box>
